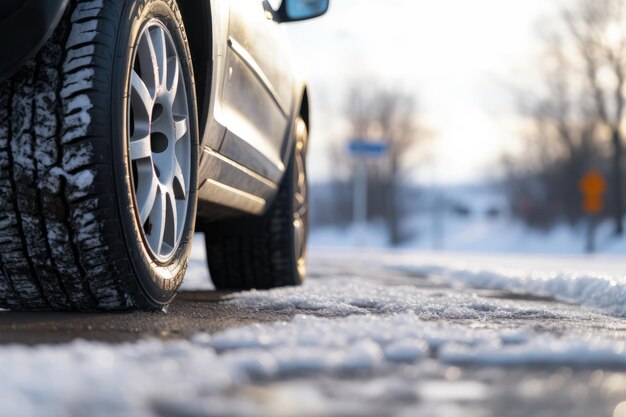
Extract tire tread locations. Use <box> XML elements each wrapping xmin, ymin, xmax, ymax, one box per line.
<box><xmin>203</xmin><ymin>132</ymin><xmax>304</xmax><ymax>290</ymax></box>
<box><xmin>0</xmin><ymin>0</ymin><xmax>150</xmax><ymax>310</ymax></box>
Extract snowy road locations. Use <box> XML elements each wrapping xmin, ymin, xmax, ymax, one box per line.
<box><xmin>3</xmin><ymin>242</ymin><xmax>626</xmax><ymax>416</ymax></box>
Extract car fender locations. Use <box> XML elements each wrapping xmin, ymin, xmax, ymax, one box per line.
<box><xmin>280</xmin><ymin>76</ymin><xmax>310</xmax><ymax>170</ymax></box>
<box><xmin>0</xmin><ymin>0</ymin><xmax>69</xmax><ymax>82</ymax></box>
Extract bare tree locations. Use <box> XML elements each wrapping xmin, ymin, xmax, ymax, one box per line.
<box><xmin>340</xmin><ymin>84</ymin><xmax>426</xmax><ymax>245</ymax></box>
<box><xmin>563</xmin><ymin>0</ymin><xmax>626</xmax><ymax>234</ymax></box>
<box><xmin>505</xmin><ymin>0</ymin><xmax>626</xmax><ymax>231</ymax></box>
<box><xmin>504</xmin><ymin>28</ymin><xmax>604</xmax><ymax>228</ymax></box>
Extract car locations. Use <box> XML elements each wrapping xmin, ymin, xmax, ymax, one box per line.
<box><xmin>0</xmin><ymin>0</ymin><xmax>328</xmax><ymax>311</ymax></box>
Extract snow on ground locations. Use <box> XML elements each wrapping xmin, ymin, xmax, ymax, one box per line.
<box><xmin>3</xmin><ymin>303</ymin><xmax>626</xmax><ymax>417</ymax></box>
<box><xmin>3</xmin><ymin>327</ymin><xmax>621</xmax><ymax>417</ymax></box>
<box><xmin>309</xmin><ymin>185</ymin><xmax>626</xmax><ymax>254</ymax></box>
<box><xmin>310</xmin><ymin>216</ymin><xmax>626</xmax><ymax>254</ymax></box>
<box><xmin>368</xmin><ymin>250</ymin><xmax>626</xmax><ymax>317</ymax></box>
<box><xmin>5</xmin><ymin>247</ymin><xmax>626</xmax><ymax>416</ymax></box>
<box><xmin>180</xmin><ymin>235</ymin><xmax>213</xmax><ymax>291</ymax></box>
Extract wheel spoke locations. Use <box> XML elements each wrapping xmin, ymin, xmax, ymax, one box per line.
<box><xmin>174</xmin><ymin>116</ymin><xmax>188</xmax><ymax>140</ymax></box>
<box><xmin>167</xmin><ymin>56</ymin><xmax>180</xmax><ymax>95</ymax></box>
<box><xmin>172</xmin><ymin>159</ymin><xmax>186</xmax><ymax>199</ymax></box>
<box><xmin>297</xmin><ymin>157</ymin><xmax>306</xmax><ymax>186</ymax></box>
<box><xmin>151</xmin><ymin>26</ymin><xmax>168</xmax><ymax>90</ymax></box>
<box><xmin>136</xmin><ymin>169</ymin><xmax>159</xmax><ymax>225</ymax></box>
<box><xmin>293</xmin><ymin>218</ymin><xmax>305</xmax><ymax>259</ymax></box>
<box><xmin>165</xmin><ymin>191</ymin><xmax>178</xmax><ymax>248</ymax></box>
<box><xmin>295</xmin><ymin>192</ymin><xmax>306</xmax><ymax>208</ymax></box>
<box><xmin>130</xmin><ymin>136</ymin><xmax>151</xmax><ymax>161</ymax></box>
<box><xmin>137</xmin><ymin>35</ymin><xmax>158</xmax><ymax>95</ymax></box>
<box><xmin>147</xmin><ymin>188</ymin><xmax>167</xmax><ymax>255</ymax></box>
<box><xmin>296</xmin><ymin>203</ymin><xmax>308</xmax><ymax>219</ymax></box>
<box><xmin>131</xmin><ymin>71</ymin><xmax>153</xmax><ymax>116</ymax></box>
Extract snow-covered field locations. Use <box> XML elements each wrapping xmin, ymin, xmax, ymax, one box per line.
<box><xmin>309</xmin><ymin>186</ymin><xmax>626</xmax><ymax>254</ymax></box>
<box><xmin>4</xmin><ymin>243</ymin><xmax>626</xmax><ymax>416</ymax></box>
<box><xmin>311</xmin><ymin>215</ymin><xmax>626</xmax><ymax>254</ymax></box>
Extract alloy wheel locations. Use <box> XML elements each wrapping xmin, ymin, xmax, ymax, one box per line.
<box><xmin>128</xmin><ymin>21</ymin><xmax>191</xmax><ymax>262</ymax></box>
<box><xmin>293</xmin><ymin>125</ymin><xmax>308</xmax><ymax>277</ymax></box>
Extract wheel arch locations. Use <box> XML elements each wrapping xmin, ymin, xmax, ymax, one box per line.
<box><xmin>281</xmin><ymin>83</ymin><xmax>310</xmax><ymax>169</ymax></box>
<box><xmin>299</xmin><ymin>85</ymin><xmax>310</xmax><ymax>132</ymax></box>
<box><xmin>176</xmin><ymin>0</ymin><xmax>213</xmax><ymax>139</ymax></box>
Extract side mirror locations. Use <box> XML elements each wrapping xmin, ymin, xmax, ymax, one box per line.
<box><xmin>278</xmin><ymin>0</ymin><xmax>329</xmax><ymax>22</ymax></box>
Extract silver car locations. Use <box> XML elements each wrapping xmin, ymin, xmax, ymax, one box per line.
<box><xmin>0</xmin><ymin>0</ymin><xmax>328</xmax><ymax>311</ymax></box>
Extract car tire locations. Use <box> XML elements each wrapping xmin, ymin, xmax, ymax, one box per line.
<box><xmin>0</xmin><ymin>0</ymin><xmax>199</xmax><ymax>311</ymax></box>
<box><xmin>203</xmin><ymin>117</ymin><xmax>309</xmax><ymax>290</ymax></box>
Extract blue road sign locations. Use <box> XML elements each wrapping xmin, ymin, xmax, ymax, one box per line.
<box><xmin>348</xmin><ymin>139</ymin><xmax>388</xmax><ymax>157</ymax></box>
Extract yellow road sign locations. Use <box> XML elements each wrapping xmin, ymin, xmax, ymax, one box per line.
<box><xmin>579</xmin><ymin>170</ymin><xmax>607</xmax><ymax>215</ymax></box>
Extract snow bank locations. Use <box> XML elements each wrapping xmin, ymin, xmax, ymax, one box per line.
<box><xmin>434</xmin><ymin>266</ymin><xmax>626</xmax><ymax>316</ymax></box>
<box><xmin>386</xmin><ymin>254</ymin><xmax>626</xmax><ymax>317</ymax></box>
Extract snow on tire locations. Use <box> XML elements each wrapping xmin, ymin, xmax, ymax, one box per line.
<box><xmin>0</xmin><ymin>0</ymin><xmax>199</xmax><ymax>311</ymax></box>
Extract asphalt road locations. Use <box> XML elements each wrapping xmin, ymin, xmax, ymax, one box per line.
<box><xmin>0</xmin><ymin>290</ymin><xmax>299</xmax><ymax>345</ymax></box>
<box><xmin>0</xmin><ymin>267</ymin><xmax>445</xmax><ymax>345</ymax></box>
<box><xmin>2</xmin><ymin>252</ymin><xmax>626</xmax><ymax>346</ymax></box>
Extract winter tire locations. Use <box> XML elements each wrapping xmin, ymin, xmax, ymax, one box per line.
<box><xmin>0</xmin><ymin>0</ymin><xmax>199</xmax><ymax>311</ymax></box>
<box><xmin>203</xmin><ymin>117</ymin><xmax>309</xmax><ymax>290</ymax></box>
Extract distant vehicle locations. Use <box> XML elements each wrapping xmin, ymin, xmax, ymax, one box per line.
<box><xmin>0</xmin><ymin>0</ymin><xmax>328</xmax><ymax>311</ymax></box>
<box><xmin>450</xmin><ymin>204</ymin><xmax>471</xmax><ymax>218</ymax></box>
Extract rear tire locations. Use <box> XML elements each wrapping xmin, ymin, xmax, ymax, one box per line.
<box><xmin>203</xmin><ymin>117</ymin><xmax>309</xmax><ymax>290</ymax></box>
<box><xmin>0</xmin><ymin>0</ymin><xmax>199</xmax><ymax>311</ymax></box>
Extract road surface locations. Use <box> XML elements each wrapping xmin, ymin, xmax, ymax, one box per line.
<box><xmin>3</xmin><ymin>245</ymin><xmax>626</xmax><ymax>417</ymax></box>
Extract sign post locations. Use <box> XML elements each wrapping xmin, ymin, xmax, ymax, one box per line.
<box><xmin>579</xmin><ymin>170</ymin><xmax>607</xmax><ymax>253</ymax></box>
<box><xmin>348</xmin><ymin>139</ymin><xmax>388</xmax><ymax>246</ymax></box>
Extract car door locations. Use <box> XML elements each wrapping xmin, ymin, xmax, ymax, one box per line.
<box><xmin>219</xmin><ymin>0</ymin><xmax>294</xmax><ymax>183</ymax></box>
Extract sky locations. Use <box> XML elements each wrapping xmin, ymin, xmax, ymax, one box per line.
<box><xmin>286</xmin><ymin>0</ymin><xmax>557</xmax><ymax>184</ymax></box>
